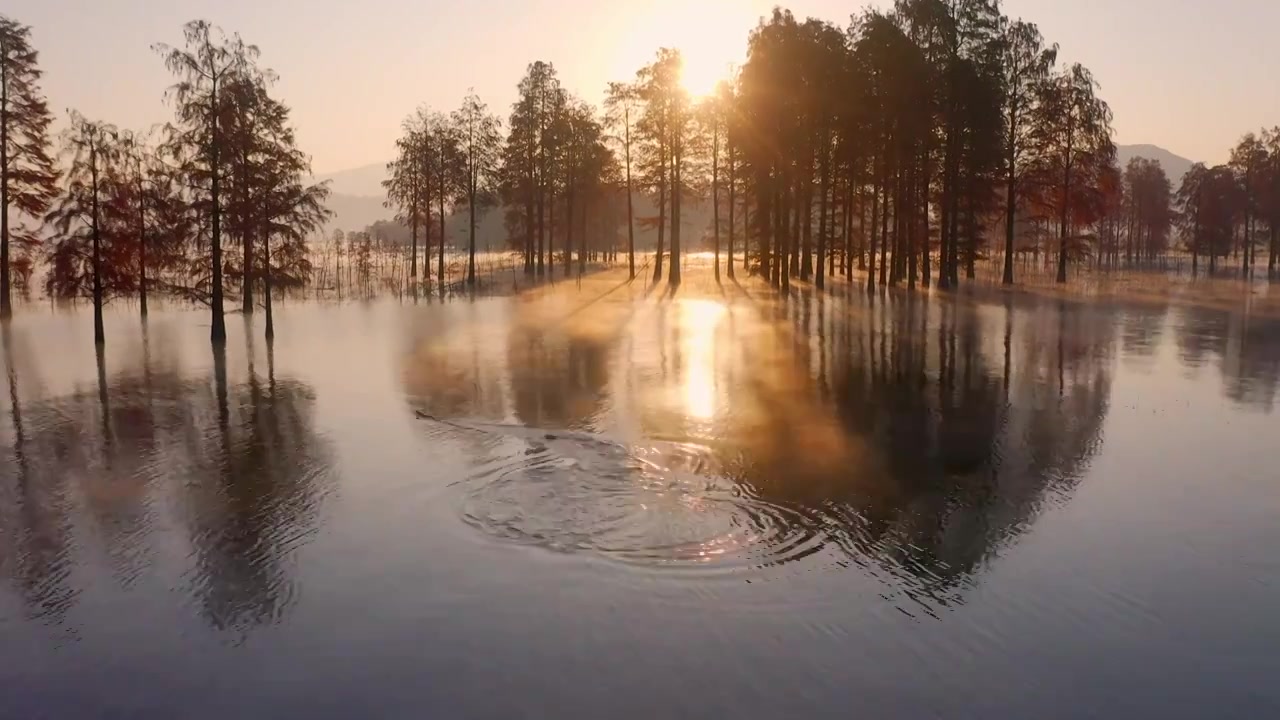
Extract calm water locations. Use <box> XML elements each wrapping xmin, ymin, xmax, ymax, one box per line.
<box><xmin>2</xmin><ymin>269</ymin><xmax>1279</xmax><ymax>719</ymax></box>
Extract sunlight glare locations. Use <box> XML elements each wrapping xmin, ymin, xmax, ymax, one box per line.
<box><xmin>680</xmin><ymin>300</ymin><xmax>728</xmax><ymax>421</ymax></box>
<box><xmin>612</xmin><ymin>0</ymin><xmax>748</xmax><ymax>100</ymax></box>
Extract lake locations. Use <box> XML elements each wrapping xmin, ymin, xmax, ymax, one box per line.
<box><xmin>2</xmin><ymin>262</ymin><xmax>1278</xmax><ymax>718</ymax></box>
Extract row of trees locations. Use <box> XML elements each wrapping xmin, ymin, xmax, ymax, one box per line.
<box><xmin>384</xmin><ymin>1</ymin><xmax>1123</xmax><ymax>291</ymax></box>
<box><xmin>720</xmin><ymin>2</ymin><xmax>1118</xmax><ymax>291</ymax></box>
<box><xmin>0</xmin><ymin>16</ymin><xmax>329</xmax><ymax>344</ymax></box>
<box><xmin>1175</xmin><ymin>131</ymin><xmax>1280</xmax><ymax>278</ymax></box>
<box><xmin>386</xmin><ymin>62</ymin><xmax>628</xmax><ymax>289</ymax></box>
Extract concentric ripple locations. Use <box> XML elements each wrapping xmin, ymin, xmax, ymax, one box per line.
<box><xmin>449</xmin><ymin>422</ymin><xmax>828</xmax><ymax>571</ymax></box>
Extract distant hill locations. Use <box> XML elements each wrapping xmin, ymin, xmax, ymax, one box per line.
<box><xmin>323</xmin><ymin>192</ymin><xmax>391</xmax><ymax>233</ymax></box>
<box><xmin>314</xmin><ymin>162</ymin><xmax>388</xmax><ymax>199</ymax></box>
<box><xmin>1116</xmin><ymin>144</ymin><xmax>1196</xmax><ymax>185</ymax></box>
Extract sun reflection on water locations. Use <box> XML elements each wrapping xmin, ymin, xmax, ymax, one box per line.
<box><xmin>679</xmin><ymin>300</ymin><xmax>727</xmax><ymax>422</ymax></box>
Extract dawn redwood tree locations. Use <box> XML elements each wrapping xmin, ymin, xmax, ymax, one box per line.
<box><xmin>604</xmin><ymin>81</ymin><xmax>640</xmax><ymax>279</ymax></box>
<box><xmin>997</xmin><ymin>17</ymin><xmax>1056</xmax><ymax>285</ymax></box>
<box><xmin>44</xmin><ymin>114</ymin><xmax>120</xmax><ymax>345</ymax></box>
<box><xmin>1032</xmin><ymin>63</ymin><xmax>1115</xmax><ymax>283</ymax></box>
<box><xmin>1176</xmin><ymin>162</ymin><xmax>1208</xmax><ymax>277</ymax></box>
<box><xmin>1121</xmin><ymin>157</ymin><xmax>1172</xmax><ymax>266</ymax></box>
<box><xmin>1229</xmin><ymin>133</ymin><xmax>1267</xmax><ymax>278</ymax></box>
<box><xmin>429</xmin><ymin>112</ymin><xmax>462</xmax><ymax>290</ymax></box>
<box><xmin>451</xmin><ymin>91</ymin><xmax>502</xmax><ymax>286</ymax></box>
<box><xmin>635</xmin><ymin>49</ymin><xmax>688</xmax><ymax>284</ymax></box>
<box><xmin>117</xmin><ymin>129</ymin><xmax>191</xmax><ymax>317</ymax></box>
<box><xmin>386</xmin><ymin>110</ymin><xmax>430</xmax><ymax>282</ymax></box>
<box><xmin>1262</xmin><ymin>128</ymin><xmax>1280</xmax><ymax>277</ymax></box>
<box><xmin>257</xmin><ymin>133</ymin><xmax>329</xmax><ymax>339</ymax></box>
<box><xmin>0</xmin><ymin>15</ymin><xmax>57</xmax><ymax>317</ymax></box>
<box><xmin>155</xmin><ymin>20</ymin><xmax>259</xmax><ymax>343</ymax></box>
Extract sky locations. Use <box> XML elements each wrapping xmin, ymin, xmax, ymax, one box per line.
<box><xmin>9</xmin><ymin>0</ymin><xmax>1280</xmax><ymax>174</ymax></box>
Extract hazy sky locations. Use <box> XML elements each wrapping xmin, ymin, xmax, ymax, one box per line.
<box><xmin>10</xmin><ymin>0</ymin><xmax>1280</xmax><ymax>173</ymax></box>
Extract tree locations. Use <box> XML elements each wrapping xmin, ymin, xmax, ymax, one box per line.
<box><xmin>155</xmin><ymin>20</ymin><xmax>260</xmax><ymax>343</ymax></box>
<box><xmin>1032</xmin><ymin>63</ymin><xmax>1115</xmax><ymax>283</ymax></box>
<box><xmin>258</xmin><ymin>149</ymin><xmax>329</xmax><ymax>339</ymax></box>
<box><xmin>997</xmin><ymin>18</ymin><xmax>1056</xmax><ymax>285</ymax></box>
<box><xmin>1229</xmin><ymin>133</ymin><xmax>1267</xmax><ymax>278</ymax></box>
<box><xmin>635</xmin><ymin>48</ymin><xmax>690</xmax><ymax>285</ymax></box>
<box><xmin>604</xmin><ymin>81</ymin><xmax>640</xmax><ymax>279</ymax></box>
<box><xmin>0</xmin><ymin>15</ymin><xmax>57</xmax><ymax>316</ymax></box>
<box><xmin>385</xmin><ymin>110</ymin><xmax>430</xmax><ymax>284</ymax></box>
<box><xmin>44</xmin><ymin>114</ymin><xmax>120</xmax><ymax>345</ymax></box>
<box><xmin>116</xmin><ymin>129</ymin><xmax>191</xmax><ymax>317</ymax></box>
<box><xmin>1263</xmin><ymin>128</ymin><xmax>1280</xmax><ymax>277</ymax></box>
<box><xmin>1121</xmin><ymin>157</ymin><xmax>1172</xmax><ymax>267</ymax></box>
<box><xmin>451</xmin><ymin>91</ymin><xmax>502</xmax><ymax>286</ymax></box>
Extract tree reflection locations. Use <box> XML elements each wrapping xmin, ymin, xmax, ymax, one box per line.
<box><xmin>183</xmin><ymin>338</ymin><xmax>333</xmax><ymax>634</ymax></box>
<box><xmin>1173</xmin><ymin>307</ymin><xmax>1280</xmax><ymax>411</ymax></box>
<box><xmin>0</xmin><ymin>321</ymin><xmax>333</xmax><ymax>634</ymax></box>
<box><xmin>398</xmin><ymin>280</ymin><xmax>1118</xmax><ymax>612</ymax></box>
<box><xmin>782</xmin><ymin>293</ymin><xmax>1117</xmax><ymax>610</ymax></box>
<box><xmin>0</xmin><ymin>321</ymin><xmax>76</xmax><ymax>625</ymax></box>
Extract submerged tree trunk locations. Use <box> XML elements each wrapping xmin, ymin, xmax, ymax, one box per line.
<box><xmin>139</xmin><ymin>181</ymin><xmax>149</xmax><ymax>318</ymax></box>
<box><xmin>0</xmin><ymin>67</ymin><xmax>10</xmax><ymax>318</ymax></box>
<box><xmin>91</xmin><ymin>147</ymin><xmax>104</xmax><ymax>346</ymax></box>
<box><xmin>265</xmin><ymin>233</ymin><xmax>275</xmax><ymax>340</ymax></box>
<box><xmin>210</xmin><ymin>79</ymin><xmax>227</xmax><ymax>344</ymax></box>
<box><xmin>626</xmin><ymin>123</ymin><xmax>636</xmax><ymax>280</ymax></box>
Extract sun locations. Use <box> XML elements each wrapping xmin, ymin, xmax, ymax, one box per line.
<box><xmin>608</xmin><ymin>0</ymin><xmax>750</xmax><ymax>100</ymax></box>
<box><xmin>679</xmin><ymin>53</ymin><xmax>732</xmax><ymax>98</ymax></box>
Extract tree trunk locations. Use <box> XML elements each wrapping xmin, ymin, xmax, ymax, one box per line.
<box><xmin>241</xmin><ymin>140</ymin><xmax>253</xmax><ymax>315</ymax></box>
<box><xmin>0</xmin><ymin>66</ymin><xmax>9</xmax><ymax>317</ymax></box>
<box><xmin>265</xmin><ymin>233</ymin><xmax>275</xmax><ymax>340</ymax></box>
<box><xmin>669</xmin><ymin>126</ymin><xmax>682</xmax><ymax>287</ymax></box>
<box><xmin>210</xmin><ymin>78</ymin><xmax>227</xmax><ymax>344</ymax></box>
<box><xmin>139</xmin><ymin>175</ymin><xmax>149</xmax><ymax>318</ymax></box>
<box><xmin>654</xmin><ymin>139</ymin><xmax>666</xmax><ymax>282</ymax></box>
<box><xmin>922</xmin><ymin>155</ymin><xmax>931</xmax><ymax>288</ymax></box>
<box><xmin>868</xmin><ymin>162</ymin><xmax>879</xmax><ymax>295</ymax></box>
<box><xmin>816</xmin><ymin>126</ymin><xmax>829</xmax><ymax>290</ymax></box>
<box><xmin>1003</xmin><ymin>102</ymin><xmax>1017</xmax><ymax>285</ymax></box>
<box><xmin>712</xmin><ymin>121</ymin><xmax>720</xmax><ymax>281</ymax></box>
<box><xmin>626</xmin><ymin>118</ymin><xmax>636</xmax><ymax>280</ymax></box>
<box><xmin>727</xmin><ymin>140</ymin><xmax>736</xmax><ymax>279</ymax></box>
<box><xmin>1057</xmin><ymin>116</ymin><xmax>1074</xmax><ymax>285</ymax></box>
<box><xmin>438</xmin><ymin>190</ymin><xmax>446</xmax><ymax>291</ymax></box>
<box><xmin>566</xmin><ymin>174</ymin><xmax>576</xmax><ymax>277</ymax></box>
<box><xmin>1269</xmin><ymin>225</ymin><xmax>1277</xmax><ymax>278</ymax></box>
<box><xmin>91</xmin><ymin>147</ymin><xmax>104</xmax><ymax>346</ymax></box>
<box><xmin>410</xmin><ymin>212</ymin><xmax>419</xmax><ymax>280</ymax></box>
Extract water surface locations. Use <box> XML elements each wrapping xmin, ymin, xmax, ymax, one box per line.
<box><xmin>2</xmin><ymin>268</ymin><xmax>1278</xmax><ymax>718</ymax></box>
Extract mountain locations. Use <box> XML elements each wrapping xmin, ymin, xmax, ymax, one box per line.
<box><xmin>323</xmin><ymin>192</ymin><xmax>392</xmax><ymax>233</ymax></box>
<box><xmin>1116</xmin><ymin>144</ymin><xmax>1196</xmax><ymax>184</ymax></box>
<box><xmin>314</xmin><ymin>162</ymin><xmax>389</xmax><ymax>198</ymax></box>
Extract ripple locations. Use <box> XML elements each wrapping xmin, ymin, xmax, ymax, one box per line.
<box><xmin>449</xmin><ymin>422</ymin><xmax>827</xmax><ymax>571</ymax></box>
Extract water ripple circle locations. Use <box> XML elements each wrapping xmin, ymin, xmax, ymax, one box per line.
<box><xmin>452</xmin><ymin>423</ymin><xmax>826</xmax><ymax>571</ymax></box>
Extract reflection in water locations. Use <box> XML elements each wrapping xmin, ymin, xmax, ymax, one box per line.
<box><xmin>403</xmin><ymin>280</ymin><xmax>1121</xmax><ymax>611</ymax></box>
<box><xmin>0</xmin><ymin>318</ymin><xmax>333</xmax><ymax>634</ymax></box>
<box><xmin>0</xmin><ymin>321</ymin><xmax>76</xmax><ymax>625</ymax></box>
<box><xmin>2</xmin><ymin>279</ymin><xmax>1279</xmax><ymax>717</ymax></box>
<box><xmin>184</xmin><ymin>340</ymin><xmax>333</xmax><ymax>633</ymax></box>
